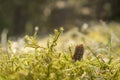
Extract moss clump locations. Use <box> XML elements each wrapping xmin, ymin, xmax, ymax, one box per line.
<box><xmin>0</xmin><ymin>27</ymin><xmax>120</xmax><ymax>80</ymax></box>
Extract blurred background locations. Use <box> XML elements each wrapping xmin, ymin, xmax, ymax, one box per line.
<box><xmin>0</xmin><ymin>0</ymin><xmax>120</xmax><ymax>36</ymax></box>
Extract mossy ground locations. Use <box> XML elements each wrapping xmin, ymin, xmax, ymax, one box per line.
<box><xmin>0</xmin><ymin>23</ymin><xmax>120</xmax><ymax>80</ymax></box>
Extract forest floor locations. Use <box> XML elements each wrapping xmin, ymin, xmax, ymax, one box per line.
<box><xmin>0</xmin><ymin>22</ymin><xmax>120</xmax><ymax>80</ymax></box>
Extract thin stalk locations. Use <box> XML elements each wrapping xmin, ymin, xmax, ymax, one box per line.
<box><xmin>87</xmin><ymin>46</ymin><xmax>102</xmax><ymax>67</ymax></box>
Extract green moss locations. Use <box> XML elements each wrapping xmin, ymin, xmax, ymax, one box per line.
<box><xmin>0</xmin><ymin>27</ymin><xmax>120</xmax><ymax>80</ymax></box>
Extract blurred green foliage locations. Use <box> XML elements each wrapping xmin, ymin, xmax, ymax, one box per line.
<box><xmin>0</xmin><ymin>0</ymin><xmax>120</xmax><ymax>35</ymax></box>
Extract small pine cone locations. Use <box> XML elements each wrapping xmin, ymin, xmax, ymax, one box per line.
<box><xmin>73</xmin><ymin>44</ymin><xmax>84</xmax><ymax>61</ymax></box>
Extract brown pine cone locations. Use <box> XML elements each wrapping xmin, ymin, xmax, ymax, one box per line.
<box><xmin>73</xmin><ymin>44</ymin><xmax>84</xmax><ymax>61</ymax></box>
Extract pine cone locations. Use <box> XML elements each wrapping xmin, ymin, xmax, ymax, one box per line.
<box><xmin>73</xmin><ymin>44</ymin><xmax>84</xmax><ymax>61</ymax></box>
